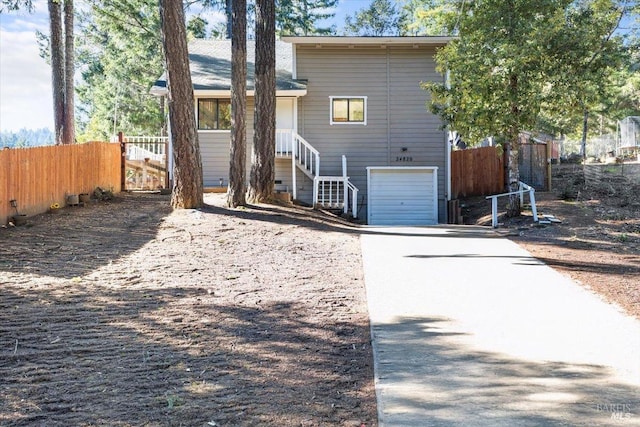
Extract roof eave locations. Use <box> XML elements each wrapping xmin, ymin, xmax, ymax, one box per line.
<box><xmin>281</xmin><ymin>36</ymin><xmax>456</xmax><ymax>46</ymax></box>
<box><xmin>150</xmin><ymin>86</ymin><xmax>167</xmax><ymax>97</ymax></box>
<box><xmin>149</xmin><ymin>87</ymin><xmax>307</xmax><ymax>97</ymax></box>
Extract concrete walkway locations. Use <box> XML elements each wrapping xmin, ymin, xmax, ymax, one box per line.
<box><xmin>361</xmin><ymin>226</ymin><xmax>640</xmax><ymax>427</ymax></box>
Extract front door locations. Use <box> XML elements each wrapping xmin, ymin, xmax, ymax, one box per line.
<box><xmin>276</xmin><ymin>98</ymin><xmax>294</xmax><ymax>131</ymax></box>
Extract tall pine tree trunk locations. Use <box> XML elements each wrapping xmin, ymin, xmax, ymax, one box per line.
<box><xmin>227</xmin><ymin>0</ymin><xmax>247</xmax><ymax>207</ymax></box>
<box><xmin>160</xmin><ymin>0</ymin><xmax>203</xmax><ymax>209</ymax></box>
<box><xmin>248</xmin><ymin>0</ymin><xmax>276</xmax><ymax>203</ymax></box>
<box><xmin>48</xmin><ymin>0</ymin><xmax>64</xmax><ymax>146</ymax></box>
<box><xmin>62</xmin><ymin>0</ymin><xmax>74</xmax><ymax>144</ymax></box>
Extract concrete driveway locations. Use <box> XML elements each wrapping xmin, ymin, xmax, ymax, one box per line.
<box><xmin>361</xmin><ymin>226</ymin><xmax>640</xmax><ymax>427</ymax></box>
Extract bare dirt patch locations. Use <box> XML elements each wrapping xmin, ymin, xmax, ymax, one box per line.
<box><xmin>0</xmin><ymin>193</ymin><xmax>376</xmax><ymax>426</ymax></box>
<box><xmin>461</xmin><ymin>163</ymin><xmax>640</xmax><ymax>319</ymax></box>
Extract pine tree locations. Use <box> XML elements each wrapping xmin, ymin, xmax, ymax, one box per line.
<box><xmin>277</xmin><ymin>0</ymin><xmax>338</xmax><ymax>36</ymax></box>
<box><xmin>248</xmin><ymin>0</ymin><xmax>276</xmax><ymax>203</ymax></box>
<box><xmin>160</xmin><ymin>0</ymin><xmax>204</xmax><ymax>209</ymax></box>
<box><xmin>227</xmin><ymin>0</ymin><xmax>247</xmax><ymax>207</ymax></box>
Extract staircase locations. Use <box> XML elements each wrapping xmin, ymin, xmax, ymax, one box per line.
<box><xmin>276</xmin><ymin>129</ymin><xmax>359</xmax><ymax>218</ymax></box>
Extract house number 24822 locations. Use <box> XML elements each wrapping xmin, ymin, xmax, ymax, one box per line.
<box><xmin>395</xmin><ymin>156</ymin><xmax>413</xmax><ymax>162</ymax></box>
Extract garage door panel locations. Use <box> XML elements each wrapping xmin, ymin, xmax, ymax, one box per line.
<box><xmin>367</xmin><ymin>167</ymin><xmax>438</xmax><ymax>226</ymax></box>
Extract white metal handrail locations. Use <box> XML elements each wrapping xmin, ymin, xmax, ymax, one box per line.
<box><xmin>485</xmin><ymin>181</ymin><xmax>538</xmax><ymax>228</ymax></box>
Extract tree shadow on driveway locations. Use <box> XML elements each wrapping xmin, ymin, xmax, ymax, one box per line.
<box><xmin>371</xmin><ymin>316</ymin><xmax>640</xmax><ymax>426</ymax></box>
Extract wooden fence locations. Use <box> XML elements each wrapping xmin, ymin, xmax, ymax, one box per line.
<box><xmin>451</xmin><ymin>146</ymin><xmax>505</xmax><ymax>198</ymax></box>
<box><xmin>0</xmin><ymin>142</ymin><xmax>121</xmax><ymax>225</ymax></box>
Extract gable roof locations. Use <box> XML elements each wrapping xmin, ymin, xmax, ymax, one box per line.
<box><xmin>150</xmin><ymin>39</ymin><xmax>307</xmax><ymax>97</ymax></box>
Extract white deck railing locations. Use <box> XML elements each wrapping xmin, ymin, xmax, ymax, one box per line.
<box><xmin>312</xmin><ymin>155</ymin><xmax>359</xmax><ymax>218</ymax></box>
<box><xmin>117</xmin><ymin>135</ymin><xmax>168</xmax><ymax>163</ymax></box>
<box><xmin>123</xmin><ymin>136</ymin><xmax>168</xmax><ymax>144</ymax></box>
<box><xmin>312</xmin><ymin>177</ymin><xmax>359</xmax><ymax>218</ymax></box>
<box><xmin>275</xmin><ymin>129</ymin><xmax>293</xmax><ymax>157</ymax></box>
<box><xmin>126</xmin><ymin>144</ymin><xmax>165</xmax><ymax>162</ymax></box>
<box><xmin>485</xmin><ymin>181</ymin><xmax>538</xmax><ymax>228</ymax></box>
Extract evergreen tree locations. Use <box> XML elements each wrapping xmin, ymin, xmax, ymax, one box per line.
<box><xmin>187</xmin><ymin>16</ymin><xmax>209</xmax><ymax>38</ymax></box>
<box><xmin>48</xmin><ymin>0</ymin><xmax>65</xmax><ymax>145</ymax></box>
<box><xmin>344</xmin><ymin>0</ymin><xmax>400</xmax><ymax>36</ymax></box>
<box><xmin>425</xmin><ymin>0</ymin><xmax>568</xmax><ymax>216</ymax></box>
<box><xmin>424</xmin><ymin>0</ymin><xmax>632</xmax><ymax>215</ymax></box>
<box><xmin>228</xmin><ymin>0</ymin><xmax>247</xmax><ymax>207</ymax></box>
<box><xmin>63</xmin><ymin>0</ymin><xmax>75</xmax><ymax>144</ymax></box>
<box><xmin>398</xmin><ymin>0</ymin><xmax>456</xmax><ymax>36</ymax></box>
<box><xmin>541</xmin><ymin>0</ymin><xmax>630</xmax><ymax>157</ymax></box>
<box><xmin>277</xmin><ymin>0</ymin><xmax>338</xmax><ymax>36</ymax></box>
<box><xmin>248</xmin><ymin>0</ymin><xmax>276</xmax><ymax>203</ymax></box>
<box><xmin>160</xmin><ymin>0</ymin><xmax>204</xmax><ymax>209</ymax></box>
<box><xmin>76</xmin><ymin>0</ymin><xmax>164</xmax><ymax>140</ymax></box>
<box><xmin>0</xmin><ymin>0</ymin><xmax>32</xmax><ymax>12</ymax></box>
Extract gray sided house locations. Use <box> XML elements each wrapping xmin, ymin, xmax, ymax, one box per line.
<box><xmin>151</xmin><ymin>36</ymin><xmax>453</xmax><ymax>225</ymax></box>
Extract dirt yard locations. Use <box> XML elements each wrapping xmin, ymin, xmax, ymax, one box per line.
<box><xmin>0</xmin><ymin>194</ymin><xmax>376</xmax><ymax>426</ymax></box>
<box><xmin>2</xmin><ymin>163</ymin><xmax>639</xmax><ymax>426</ymax></box>
<box><xmin>461</xmin><ymin>163</ymin><xmax>640</xmax><ymax>320</ymax></box>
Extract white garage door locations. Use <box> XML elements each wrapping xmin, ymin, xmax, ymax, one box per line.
<box><xmin>367</xmin><ymin>167</ymin><xmax>438</xmax><ymax>225</ymax></box>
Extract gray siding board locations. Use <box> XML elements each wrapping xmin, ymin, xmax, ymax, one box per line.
<box><xmin>296</xmin><ymin>44</ymin><xmax>447</xmax><ymax>222</ymax></box>
<box><xmin>199</xmin><ymin>97</ymin><xmax>255</xmax><ymax>187</ymax></box>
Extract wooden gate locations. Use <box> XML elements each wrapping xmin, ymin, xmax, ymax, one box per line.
<box><xmin>119</xmin><ymin>134</ymin><xmax>169</xmax><ymax>191</ymax></box>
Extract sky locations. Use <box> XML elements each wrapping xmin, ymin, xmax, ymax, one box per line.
<box><xmin>0</xmin><ymin>0</ymin><xmax>371</xmax><ymax>133</ymax></box>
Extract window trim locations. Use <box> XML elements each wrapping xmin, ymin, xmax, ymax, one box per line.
<box><xmin>329</xmin><ymin>96</ymin><xmax>367</xmax><ymax>125</ymax></box>
<box><xmin>197</xmin><ymin>98</ymin><xmax>231</xmax><ymax>131</ymax></box>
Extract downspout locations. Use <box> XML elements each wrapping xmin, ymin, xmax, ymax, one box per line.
<box><xmin>445</xmin><ymin>69</ymin><xmax>452</xmax><ymax>203</ymax></box>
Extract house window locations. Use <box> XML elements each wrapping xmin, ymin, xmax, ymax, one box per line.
<box><xmin>330</xmin><ymin>96</ymin><xmax>367</xmax><ymax>125</ymax></box>
<box><xmin>198</xmin><ymin>98</ymin><xmax>231</xmax><ymax>130</ymax></box>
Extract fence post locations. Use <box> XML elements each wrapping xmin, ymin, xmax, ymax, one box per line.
<box><xmin>546</xmin><ymin>141</ymin><xmax>552</xmax><ymax>191</ymax></box>
<box><xmin>118</xmin><ymin>132</ymin><xmax>126</xmax><ymax>192</ymax></box>
<box><xmin>491</xmin><ymin>196</ymin><xmax>498</xmax><ymax>228</ymax></box>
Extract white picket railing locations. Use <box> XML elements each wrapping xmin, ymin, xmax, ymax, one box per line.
<box><xmin>485</xmin><ymin>181</ymin><xmax>538</xmax><ymax>228</ymax></box>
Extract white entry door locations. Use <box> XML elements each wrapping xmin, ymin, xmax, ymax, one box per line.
<box><xmin>276</xmin><ymin>98</ymin><xmax>294</xmax><ymax>130</ymax></box>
